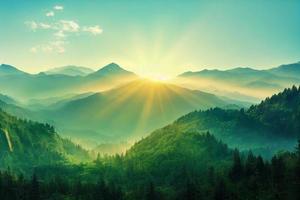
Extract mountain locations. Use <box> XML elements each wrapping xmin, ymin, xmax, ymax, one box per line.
<box><xmin>0</xmin><ymin>109</ymin><xmax>89</xmax><ymax>172</ymax></box>
<box><xmin>44</xmin><ymin>65</ymin><xmax>95</xmax><ymax>76</ymax></box>
<box><xmin>0</xmin><ymin>63</ymin><xmax>138</xmax><ymax>100</ymax></box>
<box><xmin>126</xmin><ymin>128</ymin><xmax>231</xmax><ymax>173</ymax></box>
<box><xmin>175</xmin><ymin>62</ymin><xmax>300</xmax><ymax>102</ymax></box>
<box><xmin>157</xmin><ymin>85</ymin><xmax>300</xmax><ymax>157</ymax></box>
<box><xmin>0</xmin><ymin>99</ymin><xmax>34</xmax><ymax>119</ymax></box>
<box><xmin>0</xmin><ymin>93</ymin><xmax>18</xmax><ymax>105</ymax></box>
<box><xmin>39</xmin><ymin>79</ymin><xmax>228</xmax><ymax>144</ymax></box>
<box><xmin>269</xmin><ymin>62</ymin><xmax>300</xmax><ymax>78</ymax></box>
<box><xmin>89</xmin><ymin>62</ymin><xmax>134</xmax><ymax>77</ymax></box>
<box><xmin>0</xmin><ymin>64</ymin><xmax>27</xmax><ymax>76</ymax></box>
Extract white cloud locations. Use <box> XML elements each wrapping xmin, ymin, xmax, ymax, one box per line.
<box><xmin>25</xmin><ymin>4</ymin><xmax>104</xmax><ymax>53</ymax></box>
<box><xmin>51</xmin><ymin>40</ymin><xmax>65</xmax><ymax>53</ymax></box>
<box><xmin>25</xmin><ymin>21</ymin><xmax>52</xmax><ymax>30</ymax></box>
<box><xmin>46</xmin><ymin>11</ymin><xmax>54</xmax><ymax>17</ymax></box>
<box><xmin>59</xmin><ymin>20</ymin><xmax>80</xmax><ymax>32</ymax></box>
<box><xmin>39</xmin><ymin>23</ymin><xmax>51</xmax><ymax>29</ymax></box>
<box><xmin>30</xmin><ymin>40</ymin><xmax>65</xmax><ymax>54</ymax></box>
<box><xmin>54</xmin><ymin>5</ymin><xmax>64</xmax><ymax>10</ymax></box>
<box><xmin>54</xmin><ymin>30</ymin><xmax>66</xmax><ymax>38</ymax></box>
<box><xmin>25</xmin><ymin>21</ymin><xmax>38</xmax><ymax>30</ymax></box>
<box><xmin>83</xmin><ymin>25</ymin><xmax>103</xmax><ymax>35</ymax></box>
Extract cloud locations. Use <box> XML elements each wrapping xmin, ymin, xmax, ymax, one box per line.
<box><xmin>30</xmin><ymin>40</ymin><xmax>66</xmax><ymax>54</ymax></box>
<box><xmin>39</xmin><ymin>23</ymin><xmax>51</xmax><ymax>29</ymax></box>
<box><xmin>51</xmin><ymin>40</ymin><xmax>65</xmax><ymax>53</ymax></box>
<box><xmin>25</xmin><ymin>21</ymin><xmax>38</xmax><ymax>30</ymax></box>
<box><xmin>54</xmin><ymin>5</ymin><xmax>64</xmax><ymax>10</ymax></box>
<box><xmin>46</xmin><ymin>11</ymin><xmax>54</xmax><ymax>17</ymax></box>
<box><xmin>83</xmin><ymin>25</ymin><xmax>103</xmax><ymax>35</ymax></box>
<box><xmin>59</xmin><ymin>20</ymin><xmax>80</xmax><ymax>32</ymax></box>
<box><xmin>25</xmin><ymin>21</ymin><xmax>52</xmax><ymax>30</ymax></box>
<box><xmin>26</xmin><ymin>4</ymin><xmax>103</xmax><ymax>53</ymax></box>
<box><xmin>54</xmin><ymin>30</ymin><xmax>66</xmax><ymax>38</ymax></box>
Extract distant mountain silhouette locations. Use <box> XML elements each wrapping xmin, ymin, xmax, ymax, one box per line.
<box><xmin>0</xmin><ymin>63</ymin><xmax>138</xmax><ymax>100</ymax></box>
<box><xmin>39</xmin><ymin>79</ymin><xmax>227</xmax><ymax>143</ymax></box>
<box><xmin>45</xmin><ymin>65</ymin><xmax>95</xmax><ymax>76</ymax></box>
<box><xmin>176</xmin><ymin>61</ymin><xmax>300</xmax><ymax>101</ymax></box>
<box><xmin>87</xmin><ymin>62</ymin><xmax>136</xmax><ymax>77</ymax></box>
<box><xmin>0</xmin><ymin>64</ymin><xmax>27</xmax><ymax>76</ymax></box>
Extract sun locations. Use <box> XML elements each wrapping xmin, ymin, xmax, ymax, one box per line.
<box><xmin>142</xmin><ymin>73</ymin><xmax>171</xmax><ymax>82</ymax></box>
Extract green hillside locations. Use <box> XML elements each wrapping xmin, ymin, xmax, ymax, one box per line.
<box><xmin>171</xmin><ymin>85</ymin><xmax>300</xmax><ymax>155</ymax></box>
<box><xmin>0</xmin><ymin>109</ymin><xmax>89</xmax><ymax>172</ymax></box>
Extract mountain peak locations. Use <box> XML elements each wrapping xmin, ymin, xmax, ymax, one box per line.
<box><xmin>98</xmin><ymin>62</ymin><xmax>123</xmax><ymax>72</ymax></box>
<box><xmin>0</xmin><ymin>64</ymin><xmax>25</xmax><ymax>75</ymax></box>
<box><xmin>90</xmin><ymin>62</ymin><xmax>135</xmax><ymax>77</ymax></box>
<box><xmin>1</xmin><ymin>64</ymin><xmax>18</xmax><ymax>71</ymax></box>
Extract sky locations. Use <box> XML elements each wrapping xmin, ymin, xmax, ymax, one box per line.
<box><xmin>0</xmin><ymin>0</ymin><xmax>300</xmax><ymax>78</ymax></box>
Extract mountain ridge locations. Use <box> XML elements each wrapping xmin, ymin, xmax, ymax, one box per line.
<box><xmin>44</xmin><ymin>65</ymin><xmax>95</xmax><ymax>76</ymax></box>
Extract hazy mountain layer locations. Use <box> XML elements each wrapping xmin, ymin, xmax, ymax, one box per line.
<box><xmin>0</xmin><ymin>63</ymin><xmax>138</xmax><ymax>101</ymax></box>
<box><xmin>38</xmin><ymin>79</ymin><xmax>228</xmax><ymax>144</ymax></box>
<box><xmin>44</xmin><ymin>65</ymin><xmax>95</xmax><ymax>76</ymax></box>
<box><xmin>175</xmin><ymin>62</ymin><xmax>300</xmax><ymax>102</ymax></box>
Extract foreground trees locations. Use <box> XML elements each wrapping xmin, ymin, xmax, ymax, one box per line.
<box><xmin>0</xmin><ymin>140</ymin><xmax>300</xmax><ymax>200</ymax></box>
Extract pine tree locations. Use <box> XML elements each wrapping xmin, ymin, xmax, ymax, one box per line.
<box><xmin>146</xmin><ymin>181</ymin><xmax>156</xmax><ymax>200</ymax></box>
<box><xmin>271</xmin><ymin>156</ymin><xmax>286</xmax><ymax>200</ymax></box>
<box><xmin>214</xmin><ymin>179</ymin><xmax>227</xmax><ymax>200</ymax></box>
<box><xmin>229</xmin><ymin>149</ymin><xmax>243</xmax><ymax>182</ymax></box>
<box><xmin>74</xmin><ymin>179</ymin><xmax>82</xmax><ymax>200</ymax></box>
<box><xmin>294</xmin><ymin>140</ymin><xmax>300</xmax><ymax>199</ymax></box>
<box><xmin>29</xmin><ymin>172</ymin><xmax>40</xmax><ymax>200</ymax></box>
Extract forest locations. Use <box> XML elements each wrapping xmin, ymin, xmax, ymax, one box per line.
<box><xmin>1</xmin><ymin>86</ymin><xmax>300</xmax><ymax>200</ymax></box>
<box><xmin>1</xmin><ymin>138</ymin><xmax>300</xmax><ymax>200</ymax></box>
<box><xmin>2</xmin><ymin>1</ymin><xmax>300</xmax><ymax>199</ymax></box>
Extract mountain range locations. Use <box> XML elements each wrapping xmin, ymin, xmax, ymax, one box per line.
<box><xmin>0</xmin><ymin>61</ymin><xmax>300</xmax><ymax>151</ymax></box>
<box><xmin>38</xmin><ymin>79</ymin><xmax>229</xmax><ymax>145</ymax></box>
<box><xmin>175</xmin><ymin>62</ymin><xmax>300</xmax><ymax>102</ymax></box>
<box><xmin>0</xmin><ymin>63</ymin><xmax>137</xmax><ymax>101</ymax></box>
<box><xmin>44</xmin><ymin>65</ymin><xmax>95</xmax><ymax>76</ymax></box>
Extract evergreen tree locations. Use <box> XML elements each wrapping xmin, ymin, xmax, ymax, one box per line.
<box><xmin>146</xmin><ymin>181</ymin><xmax>156</xmax><ymax>200</ymax></box>
<box><xmin>29</xmin><ymin>172</ymin><xmax>40</xmax><ymax>200</ymax></box>
<box><xmin>229</xmin><ymin>149</ymin><xmax>243</xmax><ymax>182</ymax></box>
<box><xmin>214</xmin><ymin>179</ymin><xmax>227</xmax><ymax>200</ymax></box>
<box><xmin>74</xmin><ymin>179</ymin><xmax>82</xmax><ymax>200</ymax></box>
<box><xmin>271</xmin><ymin>156</ymin><xmax>286</xmax><ymax>200</ymax></box>
<box><xmin>294</xmin><ymin>140</ymin><xmax>300</xmax><ymax>199</ymax></box>
<box><xmin>94</xmin><ymin>178</ymin><xmax>108</xmax><ymax>200</ymax></box>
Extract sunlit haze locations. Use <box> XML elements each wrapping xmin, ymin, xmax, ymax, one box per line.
<box><xmin>1</xmin><ymin>0</ymin><xmax>300</xmax><ymax>77</ymax></box>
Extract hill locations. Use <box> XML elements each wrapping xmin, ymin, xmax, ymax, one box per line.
<box><xmin>0</xmin><ymin>109</ymin><xmax>89</xmax><ymax>172</ymax></box>
<box><xmin>126</xmin><ymin>128</ymin><xmax>231</xmax><ymax>173</ymax></box>
<box><xmin>44</xmin><ymin>65</ymin><xmax>95</xmax><ymax>76</ymax></box>
<box><xmin>0</xmin><ymin>93</ymin><xmax>18</xmax><ymax>105</ymax></box>
<box><xmin>0</xmin><ymin>64</ymin><xmax>27</xmax><ymax>76</ymax></box>
<box><xmin>166</xmin><ymin>85</ymin><xmax>300</xmax><ymax>156</ymax></box>
<box><xmin>40</xmin><ymin>79</ymin><xmax>228</xmax><ymax>144</ymax></box>
<box><xmin>269</xmin><ymin>62</ymin><xmax>300</xmax><ymax>78</ymax></box>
